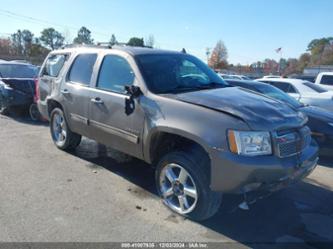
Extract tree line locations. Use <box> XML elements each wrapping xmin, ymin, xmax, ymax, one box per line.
<box><xmin>209</xmin><ymin>37</ymin><xmax>333</xmax><ymax>76</ymax></box>
<box><xmin>0</xmin><ymin>26</ymin><xmax>155</xmax><ymax>64</ymax></box>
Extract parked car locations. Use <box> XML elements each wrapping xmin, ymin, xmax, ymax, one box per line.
<box><xmin>38</xmin><ymin>46</ymin><xmax>318</xmax><ymax>220</ymax></box>
<box><xmin>288</xmin><ymin>74</ymin><xmax>316</xmax><ymax>83</ymax></box>
<box><xmin>256</xmin><ymin>78</ymin><xmax>333</xmax><ymax>112</ymax></box>
<box><xmin>315</xmin><ymin>72</ymin><xmax>333</xmax><ymax>91</ymax></box>
<box><xmin>218</xmin><ymin>74</ymin><xmax>251</xmax><ymax>80</ymax></box>
<box><xmin>263</xmin><ymin>75</ymin><xmax>281</xmax><ymax>79</ymax></box>
<box><xmin>226</xmin><ymin>79</ymin><xmax>333</xmax><ymax>156</ymax></box>
<box><xmin>0</xmin><ymin>61</ymin><xmax>39</xmax><ymax>116</ymax></box>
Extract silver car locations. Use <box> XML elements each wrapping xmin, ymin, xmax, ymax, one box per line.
<box><xmin>256</xmin><ymin>78</ymin><xmax>333</xmax><ymax>112</ymax></box>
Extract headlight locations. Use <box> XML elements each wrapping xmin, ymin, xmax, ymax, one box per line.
<box><xmin>228</xmin><ymin>130</ymin><xmax>272</xmax><ymax>156</ymax></box>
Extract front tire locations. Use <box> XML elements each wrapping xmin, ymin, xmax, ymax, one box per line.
<box><xmin>50</xmin><ymin>108</ymin><xmax>81</xmax><ymax>150</ymax></box>
<box><xmin>156</xmin><ymin>149</ymin><xmax>222</xmax><ymax>221</ymax></box>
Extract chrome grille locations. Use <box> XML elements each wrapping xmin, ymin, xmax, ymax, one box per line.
<box><xmin>275</xmin><ymin>126</ymin><xmax>311</xmax><ymax>158</ymax></box>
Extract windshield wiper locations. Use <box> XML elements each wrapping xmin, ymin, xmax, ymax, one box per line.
<box><xmin>196</xmin><ymin>82</ymin><xmax>230</xmax><ymax>89</ymax></box>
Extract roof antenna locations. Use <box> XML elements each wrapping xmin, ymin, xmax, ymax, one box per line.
<box><xmin>181</xmin><ymin>48</ymin><xmax>187</xmax><ymax>54</ymax></box>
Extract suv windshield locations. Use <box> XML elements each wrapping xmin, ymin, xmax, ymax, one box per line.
<box><xmin>136</xmin><ymin>53</ymin><xmax>228</xmax><ymax>93</ymax></box>
<box><xmin>0</xmin><ymin>64</ymin><xmax>37</xmax><ymax>78</ymax></box>
<box><xmin>255</xmin><ymin>83</ymin><xmax>303</xmax><ymax>108</ymax></box>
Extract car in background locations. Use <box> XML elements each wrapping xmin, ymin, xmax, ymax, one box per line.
<box><xmin>218</xmin><ymin>74</ymin><xmax>250</xmax><ymax>80</ymax></box>
<box><xmin>256</xmin><ymin>78</ymin><xmax>333</xmax><ymax>112</ymax></box>
<box><xmin>226</xmin><ymin>79</ymin><xmax>333</xmax><ymax>156</ymax></box>
<box><xmin>0</xmin><ymin>61</ymin><xmax>39</xmax><ymax>117</ymax></box>
<box><xmin>315</xmin><ymin>72</ymin><xmax>333</xmax><ymax>90</ymax></box>
<box><xmin>263</xmin><ymin>75</ymin><xmax>281</xmax><ymax>79</ymax></box>
<box><xmin>288</xmin><ymin>74</ymin><xmax>316</xmax><ymax>83</ymax></box>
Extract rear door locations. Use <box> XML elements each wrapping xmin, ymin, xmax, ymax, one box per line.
<box><xmin>61</xmin><ymin>53</ymin><xmax>98</xmax><ymax>137</ymax></box>
<box><xmin>88</xmin><ymin>53</ymin><xmax>145</xmax><ymax>159</ymax></box>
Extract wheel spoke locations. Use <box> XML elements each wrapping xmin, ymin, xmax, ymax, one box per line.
<box><xmin>61</xmin><ymin>130</ymin><xmax>67</xmax><ymax>139</ymax></box>
<box><xmin>184</xmin><ymin>186</ymin><xmax>197</xmax><ymax>199</ymax></box>
<box><xmin>178</xmin><ymin>168</ymin><xmax>188</xmax><ymax>184</ymax></box>
<box><xmin>165</xmin><ymin>168</ymin><xmax>177</xmax><ymax>183</ymax></box>
<box><xmin>178</xmin><ymin>196</ymin><xmax>189</xmax><ymax>211</ymax></box>
<box><xmin>162</xmin><ymin>187</ymin><xmax>174</xmax><ymax>198</ymax></box>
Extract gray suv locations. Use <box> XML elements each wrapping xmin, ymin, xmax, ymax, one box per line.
<box><xmin>38</xmin><ymin>45</ymin><xmax>318</xmax><ymax>220</ymax></box>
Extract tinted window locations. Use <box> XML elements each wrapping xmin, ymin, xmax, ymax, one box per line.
<box><xmin>254</xmin><ymin>84</ymin><xmax>302</xmax><ymax>108</ymax></box>
<box><xmin>303</xmin><ymin>82</ymin><xmax>327</xmax><ymax>93</ymax></box>
<box><xmin>68</xmin><ymin>54</ymin><xmax>97</xmax><ymax>85</ymax></box>
<box><xmin>0</xmin><ymin>64</ymin><xmax>37</xmax><ymax>78</ymax></box>
<box><xmin>43</xmin><ymin>54</ymin><xmax>67</xmax><ymax>77</ymax></box>
<box><xmin>269</xmin><ymin>82</ymin><xmax>297</xmax><ymax>93</ymax></box>
<box><xmin>320</xmin><ymin>75</ymin><xmax>333</xmax><ymax>86</ymax></box>
<box><xmin>97</xmin><ymin>55</ymin><xmax>135</xmax><ymax>93</ymax></box>
<box><xmin>137</xmin><ymin>54</ymin><xmax>227</xmax><ymax>93</ymax></box>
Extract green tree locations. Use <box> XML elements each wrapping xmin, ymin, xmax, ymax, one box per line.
<box><xmin>73</xmin><ymin>26</ymin><xmax>94</xmax><ymax>44</ymax></box>
<box><xmin>127</xmin><ymin>37</ymin><xmax>144</xmax><ymax>47</ymax></box>
<box><xmin>40</xmin><ymin>28</ymin><xmax>65</xmax><ymax>50</ymax></box>
<box><xmin>109</xmin><ymin>34</ymin><xmax>118</xmax><ymax>46</ymax></box>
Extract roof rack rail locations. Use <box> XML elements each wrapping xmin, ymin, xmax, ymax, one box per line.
<box><xmin>61</xmin><ymin>43</ymin><xmax>112</xmax><ymax>49</ymax></box>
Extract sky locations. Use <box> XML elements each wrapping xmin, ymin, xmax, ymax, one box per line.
<box><xmin>0</xmin><ymin>0</ymin><xmax>332</xmax><ymax>64</ymax></box>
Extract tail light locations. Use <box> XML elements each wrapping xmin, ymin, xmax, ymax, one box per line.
<box><xmin>34</xmin><ymin>78</ymin><xmax>40</xmax><ymax>102</ymax></box>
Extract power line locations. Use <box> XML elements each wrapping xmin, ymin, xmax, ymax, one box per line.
<box><xmin>0</xmin><ymin>8</ymin><xmax>111</xmax><ymax>38</ymax></box>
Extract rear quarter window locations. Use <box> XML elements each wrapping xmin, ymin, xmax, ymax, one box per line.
<box><xmin>42</xmin><ymin>54</ymin><xmax>67</xmax><ymax>77</ymax></box>
<box><xmin>68</xmin><ymin>53</ymin><xmax>97</xmax><ymax>85</ymax></box>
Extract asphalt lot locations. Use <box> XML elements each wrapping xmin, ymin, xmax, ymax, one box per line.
<box><xmin>0</xmin><ymin>113</ymin><xmax>332</xmax><ymax>248</ymax></box>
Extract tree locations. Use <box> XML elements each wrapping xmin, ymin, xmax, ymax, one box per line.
<box><xmin>40</xmin><ymin>28</ymin><xmax>65</xmax><ymax>50</ymax></box>
<box><xmin>127</xmin><ymin>37</ymin><xmax>144</xmax><ymax>47</ymax></box>
<box><xmin>145</xmin><ymin>35</ymin><xmax>155</xmax><ymax>48</ymax></box>
<box><xmin>10</xmin><ymin>29</ymin><xmax>35</xmax><ymax>56</ymax></box>
<box><xmin>297</xmin><ymin>53</ymin><xmax>311</xmax><ymax>72</ymax></box>
<box><xmin>73</xmin><ymin>26</ymin><xmax>94</xmax><ymax>44</ymax></box>
<box><xmin>208</xmin><ymin>40</ymin><xmax>228</xmax><ymax>69</ymax></box>
<box><xmin>109</xmin><ymin>34</ymin><xmax>118</xmax><ymax>46</ymax></box>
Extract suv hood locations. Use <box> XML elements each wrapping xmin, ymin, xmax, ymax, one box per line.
<box><xmin>172</xmin><ymin>87</ymin><xmax>307</xmax><ymax>131</ymax></box>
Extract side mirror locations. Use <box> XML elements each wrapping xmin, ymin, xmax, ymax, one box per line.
<box><xmin>125</xmin><ymin>85</ymin><xmax>141</xmax><ymax>98</ymax></box>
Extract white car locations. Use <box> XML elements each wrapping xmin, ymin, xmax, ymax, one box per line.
<box><xmin>315</xmin><ymin>72</ymin><xmax>333</xmax><ymax>91</ymax></box>
<box><xmin>256</xmin><ymin>78</ymin><xmax>333</xmax><ymax>112</ymax></box>
<box><xmin>218</xmin><ymin>74</ymin><xmax>250</xmax><ymax>80</ymax></box>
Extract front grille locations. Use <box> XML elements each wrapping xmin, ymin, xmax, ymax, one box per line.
<box><xmin>275</xmin><ymin>126</ymin><xmax>311</xmax><ymax>158</ymax></box>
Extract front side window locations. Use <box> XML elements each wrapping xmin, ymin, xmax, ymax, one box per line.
<box><xmin>269</xmin><ymin>82</ymin><xmax>296</xmax><ymax>93</ymax></box>
<box><xmin>97</xmin><ymin>55</ymin><xmax>135</xmax><ymax>93</ymax></box>
<box><xmin>68</xmin><ymin>53</ymin><xmax>97</xmax><ymax>85</ymax></box>
<box><xmin>43</xmin><ymin>54</ymin><xmax>67</xmax><ymax>77</ymax></box>
<box><xmin>136</xmin><ymin>54</ymin><xmax>227</xmax><ymax>94</ymax></box>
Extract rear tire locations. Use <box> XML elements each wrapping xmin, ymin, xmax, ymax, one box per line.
<box><xmin>156</xmin><ymin>148</ymin><xmax>222</xmax><ymax>221</ymax></box>
<box><xmin>29</xmin><ymin>103</ymin><xmax>41</xmax><ymax>121</ymax></box>
<box><xmin>50</xmin><ymin>108</ymin><xmax>81</xmax><ymax>150</ymax></box>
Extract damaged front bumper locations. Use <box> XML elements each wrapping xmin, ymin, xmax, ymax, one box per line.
<box><xmin>209</xmin><ymin>139</ymin><xmax>319</xmax><ymax>193</ymax></box>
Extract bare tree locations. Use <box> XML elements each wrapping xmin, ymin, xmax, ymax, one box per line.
<box><xmin>208</xmin><ymin>40</ymin><xmax>228</xmax><ymax>69</ymax></box>
<box><xmin>145</xmin><ymin>35</ymin><xmax>155</xmax><ymax>48</ymax></box>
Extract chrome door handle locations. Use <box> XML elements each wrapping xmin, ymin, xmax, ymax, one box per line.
<box><xmin>91</xmin><ymin>97</ymin><xmax>104</xmax><ymax>105</ymax></box>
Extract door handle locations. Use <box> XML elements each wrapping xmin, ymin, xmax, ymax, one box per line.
<box><xmin>91</xmin><ymin>97</ymin><xmax>104</xmax><ymax>105</ymax></box>
<box><xmin>61</xmin><ymin>89</ymin><xmax>70</xmax><ymax>95</ymax></box>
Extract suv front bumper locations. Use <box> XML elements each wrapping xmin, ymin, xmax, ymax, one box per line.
<box><xmin>209</xmin><ymin>139</ymin><xmax>319</xmax><ymax>193</ymax></box>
